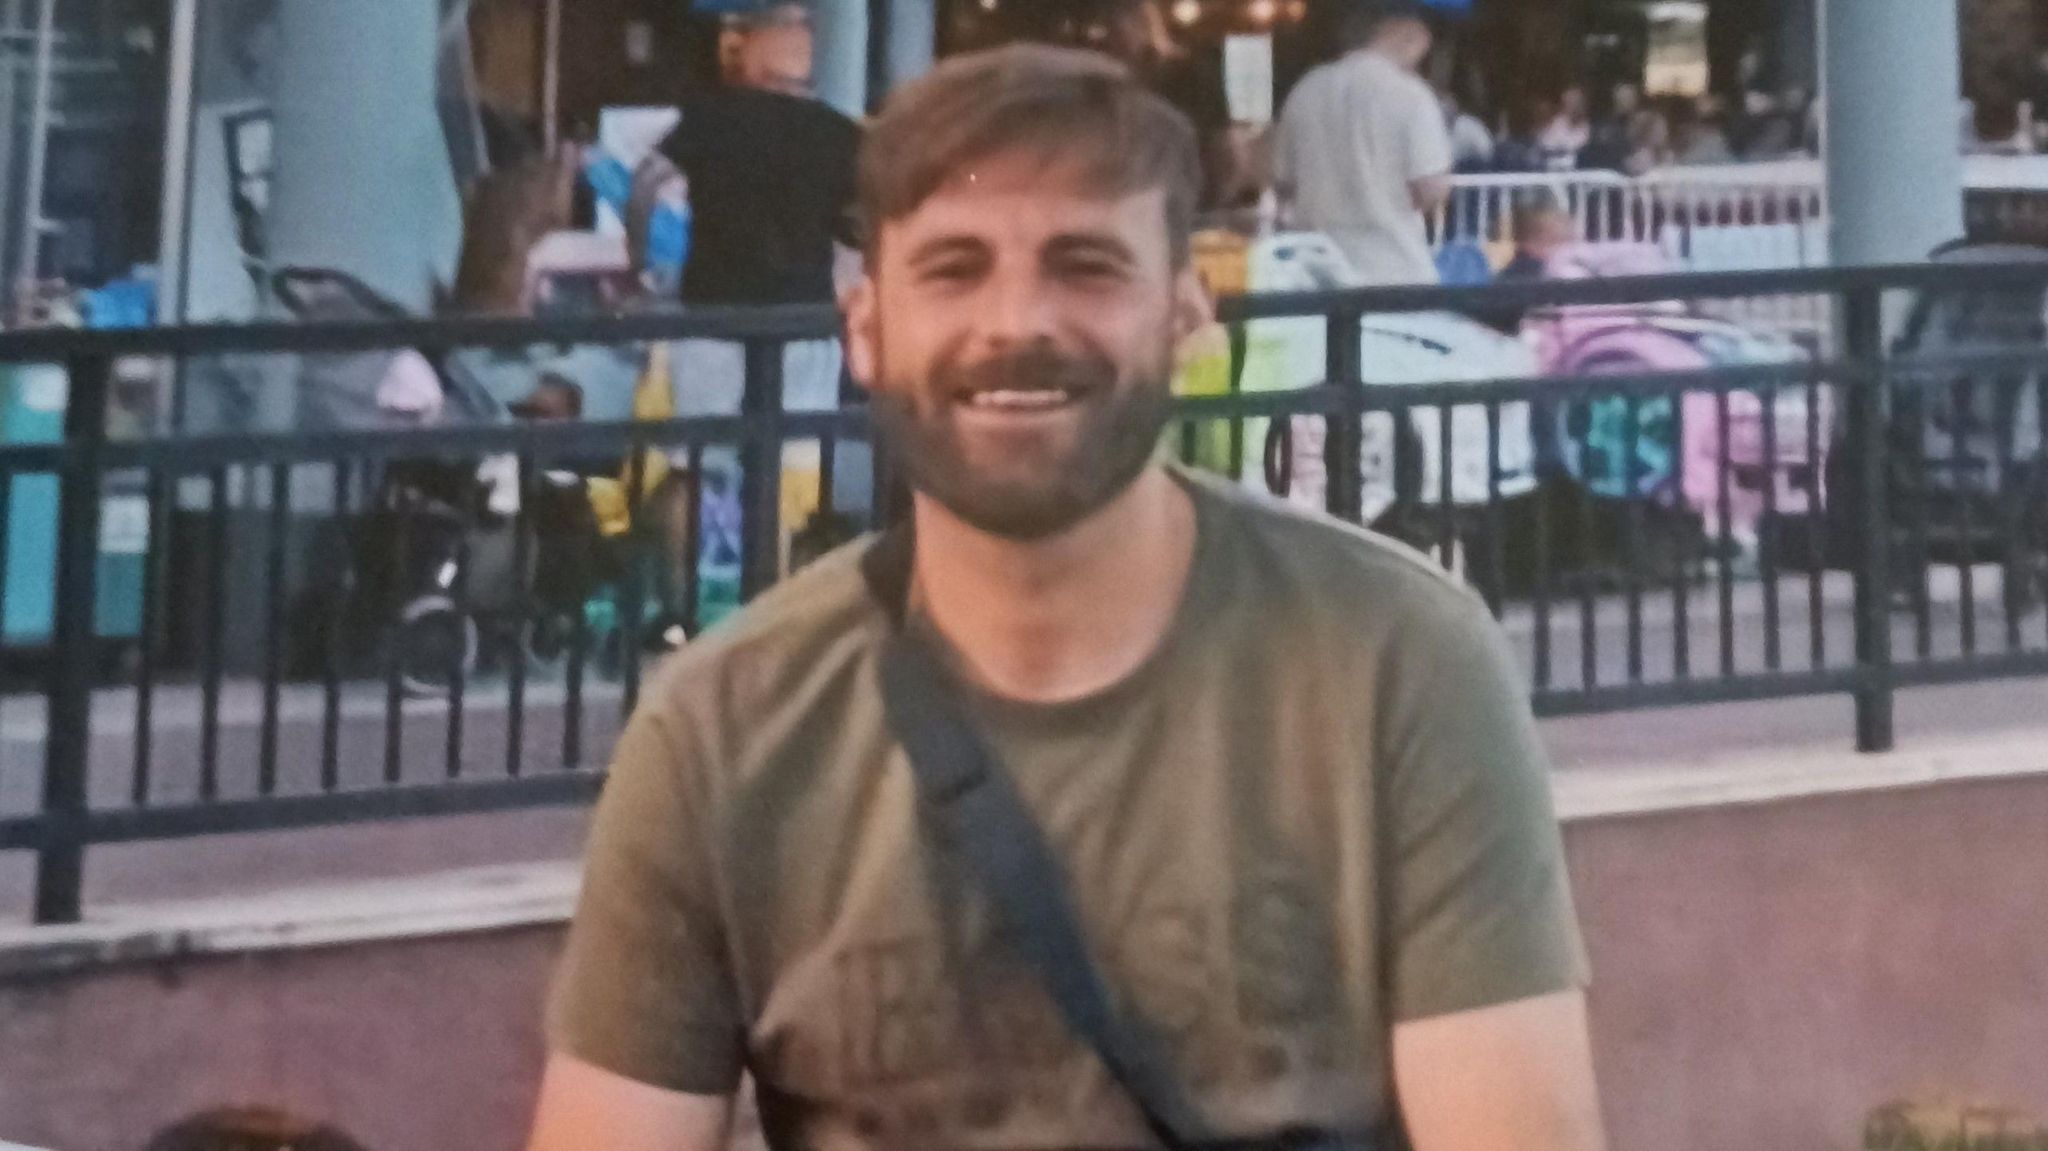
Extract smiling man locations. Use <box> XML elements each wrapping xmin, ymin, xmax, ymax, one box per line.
<box><xmin>527</xmin><ymin>45</ymin><xmax>1605</xmax><ymax>1151</ymax></box>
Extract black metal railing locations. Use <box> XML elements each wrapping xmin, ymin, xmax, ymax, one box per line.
<box><xmin>2</xmin><ymin>263</ymin><xmax>2046</xmax><ymax>924</ymax></box>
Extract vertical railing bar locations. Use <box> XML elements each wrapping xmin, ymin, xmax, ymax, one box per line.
<box><xmin>1485</xmin><ymin>400</ymin><xmax>1505</xmax><ymax>616</ymax></box>
<box><xmin>1576</xmin><ymin>460</ymin><xmax>1597</xmax><ymax>693</ymax></box>
<box><xmin>320</xmin><ymin>459</ymin><xmax>351</xmax><ymax>793</ymax></box>
<box><xmin>1951</xmin><ymin>378</ymin><xmax>1977</xmax><ymax>657</ymax></box>
<box><xmin>504</xmin><ymin>449</ymin><xmax>533</xmax><ymax>780</ymax></box>
<box><xmin>1324</xmin><ymin>309</ymin><xmax>1365</xmax><ymax>525</ymax></box>
<box><xmin>1435</xmin><ymin>405</ymin><xmax>1455</xmax><ymax>570</ymax></box>
<box><xmin>683</xmin><ymin>442</ymin><xmax>704</xmax><ymax>638</ymax></box>
<box><xmin>131</xmin><ymin>468</ymin><xmax>166</xmax><ymax>807</ymax></box>
<box><xmin>1907</xmin><ymin>378</ymin><xmax>1933</xmax><ymax>660</ymax></box>
<box><xmin>442</xmin><ymin>486</ymin><xmax>473</xmax><ymax>782</ymax></box>
<box><xmin>1806</xmin><ymin>373</ymin><xmax>1827</xmax><ymax>669</ymax></box>
<box><xmin>738</xmin><ymin>338</ymin><xmax>786</xmax><ymax>600</ymax></box>
<box><xmin>1993</xmin><ymin>374</ymin><xmax>2023</xmax><ymax>653</ymax></box>
<box><xmin>2034</xmin><ymin>370</ymin><xmax>2048</xmax><ymax>652</ymax></box>
<box><xmin>1671</xmin><ymin>387</ymin><xmax>1691</xmax><ymax>679</ymax></box>
<box><xmin>562</xmin><ymin>536</ymin><xmax>588</xmax><ymax>773</ymax></box>
<box><xmin>1533</xmin><ymin>462</ymin><xmax>1553</xmax><ymax>692</ymax></box>
<box><xmin>1846</xmin><ymin>286</ymin><xmax>1895</xmax><ymax>752</ymax></box>
<box><xmin>198</xmin><ymin>465</ymin><xmax>228</xmax><ymax>802</ymax></box>
<box><xmin>257</xmin><ymin>462</ymin><xmax>288</xmax><ymax>796</ymax></box>
<box><xmin>620</xmin><ymin>431</ymin><xmax>650</xmax><ymax>716</ymax></box>
<box><xmin>382</xmin><ymin>488</ymin><xmax>410</xmax><ymax>787</ymax></box>
<box><xmin>1760</xmin><ymin>383</ymin><xmax>1782</xmax><ymax>672</ymax></box>
<box><xmin>33</xmin><ymin>351</ymin><xmax>111</xmax><ymax>925</ymax></box>
<box><xmin>1716</xmin><ymin>389</ymin><xmax>1736</xmax><ymax>679</ymax></box>
<box><xmin>1622</xmin><ymin>393</ymin><xmax>1644</xmax><ymax>683</ymax></box>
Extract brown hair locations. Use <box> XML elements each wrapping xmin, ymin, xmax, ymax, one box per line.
<box><xmin>1511</xmin><ymin>195</ymin><xmax>1572</xmax><ymax>244</ymax></box>
<box><xmin>857</xmin><ymin>44</ymin><xmax>1201</xmax><ymax>267</ymax></box>
<box><xmin>451</xmin><ymin>148</ymin><xmax>578</xmax><ymax>314</ymax></box>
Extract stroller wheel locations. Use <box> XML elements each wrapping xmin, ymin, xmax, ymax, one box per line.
<box><xmin>396</xmin><ymin>595</ymin><xmax>479</xmax><ymax>698</ymax></box>
<box><xmin>523</xmin><ymin>614</ymin><xmax>575</xmax><ymax>675</ymax></box>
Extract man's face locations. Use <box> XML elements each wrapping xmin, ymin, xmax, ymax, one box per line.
<box><xmin>845</xmin><ymin>152</ymin><xmax>1210</xmax><ymax>541</ymax></box>
<box><xmin>727</xmin><ymin>21</ymin><xmax>813</xmax><ymax>96</ymax></box>
<box><xmin>1530</xmin><ymin>212</ymin><xmax>1575</xmax><ymax>259</ymax></box>
<box><xmin>1392</xmin><ymin>21</ymin><xmax>1433</xmax><ymax>71</ymax></box>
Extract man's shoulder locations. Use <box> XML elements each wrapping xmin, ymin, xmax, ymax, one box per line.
<box><xmin>639</xmin><ymin>539</ymin><xmax>882</xmax><ymax>727</ymax></box>
<box><xmin>673</xmin><ymin>88</ymin><xmax>860</xmax><ymax>148</ymax></box>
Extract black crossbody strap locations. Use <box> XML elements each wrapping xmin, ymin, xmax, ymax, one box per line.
<box><xmin>863</xmin><ymin>529</ymin><xmax>1209</xmax><ymax>1147</ymax></box>
<box><xmin>877</xmin><ymin>633</ymin><xmax>1211</xmax><ymax>1147</ymax></box>
<box><xmin>863</xmin><ymin>529</ymin><xmax>1398</xmax><ymax>1151</ymax></box>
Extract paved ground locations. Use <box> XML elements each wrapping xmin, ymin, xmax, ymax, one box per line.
<box><xmin>0</xmin><ymin>565</ymin><xmax>2042</xmax><ymax>921</ymax></box>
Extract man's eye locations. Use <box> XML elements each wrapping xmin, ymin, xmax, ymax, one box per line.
<box><xmin>920</xmin><ymin>262</ymin><xmax>981</xmax><ymax>285</ymax></box>
<box><xmin>1056</xmin><ymin>259</ymin><xmax>1128</xmax><ymax>283</ymax></box>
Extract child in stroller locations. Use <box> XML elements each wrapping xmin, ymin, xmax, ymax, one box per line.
<box><xmin>280</xmin><ymin>267</ymin><xmax>674</xmax><ymax>694</ymax></box>
<box><xmin>508</xmin><ymin>375</ymin><xmax>689</xmax><ymax>674</ymax></box>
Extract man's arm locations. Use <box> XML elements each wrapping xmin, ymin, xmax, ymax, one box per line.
<box><xmin>1374</xmin><ymin>588</ymin><xmax>1600</xmax><ymax>1150</ymax></box>
<box><xmin>1269</xmin><ymin>101</ymin><xmax>1299</xmax><ymax>214</ymax></box>
<box><xmin>1409</xmin><ymin>173</ymin><xmax>1452</xmax><ymax>213</ymax></box>
<box><xmin>1393</xmin><ymin>990</ymin><xmax>1607</xmax><ymax>1151</ymax></box>
<box><xmin>527</xmin><ymin>1055</ymin><xmax>733</xmax><ymax>1151</ymax></box>
<box><xmin>529</xmin><ymin>676</ymin><xmax>749</xmax><ymax>1148</ymax></box>
<box><xmin>1405</xmin><ymin>83</ymin><xmax>1456</xmax><ymax>214</ymax></box>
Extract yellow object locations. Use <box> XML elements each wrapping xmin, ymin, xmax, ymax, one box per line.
<box><xmin>1170</xmin><ymin>321</ymin><xmax>1236</xmax><ymax>475</ymax></box>
<box><xmin>588</xmin><ymin>341</ymin><xmax>681</xmax><ymax>538</ymax></box>
<box><xmin>1191</xmin><ymin>229</ymin><xmax>1250</xmax><ymax>299</ymax></box>
<box><xmin>625</xmin><ymin>342</ymin><xmax>675</xmax><ymax>497</ymax></box>
<box><xmin>587</xmin><ymin>477</ymin><xmax>634</xmax><ymax>539</ymax></box>
<box><xmin>778</xmin><ymin>444</ymin><xmax>823</xmax><ymax>572</ymax></box>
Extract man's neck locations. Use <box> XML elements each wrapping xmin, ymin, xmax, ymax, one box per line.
<box><xmin>911</xmin><ymin>467</ymin><xmax>1198</xmax><ymax>705</ymax></box>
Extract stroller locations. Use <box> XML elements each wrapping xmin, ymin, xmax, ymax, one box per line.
<box><xmin>1831</xmin><ymin>241</ymin><xmax>2048</xmax><ymax>612</ymax></box>
<box><xmin>278</xmin><ymin>268</ymin><xmax>642</xmax><ymax>694</ymax></box>
<box><xmin>1526</xmin><ymin>243</ymin><xmax>1832</xmax><ymax>572</ymax></box>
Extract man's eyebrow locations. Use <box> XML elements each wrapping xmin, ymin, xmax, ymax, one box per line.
<box><xmin>903</xmin><ymin>234</ymin><xmax>989</xmax><ymax>265</ymax></box>
<box><xmin>1043</xmin><ymin>232</ymin><xmax>1139</xmax><ymax>263</ymax></box>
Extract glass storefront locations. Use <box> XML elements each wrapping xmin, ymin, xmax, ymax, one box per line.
<box><xmin>0</xmin><ymin>0</ymin><xmax>165</xmax><ymax>324</ymax></box>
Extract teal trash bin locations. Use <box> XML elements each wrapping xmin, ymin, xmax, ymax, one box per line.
<box><xmin>0</xmin><ymin>362</ymin><xmax>147</xmax><ymax>647</ymax></box>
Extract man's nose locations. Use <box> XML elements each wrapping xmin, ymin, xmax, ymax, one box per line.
<box><xmin>975</xmin><ymin>269</ymin><xmax>1060</xmax><ymax>350</ymax></box>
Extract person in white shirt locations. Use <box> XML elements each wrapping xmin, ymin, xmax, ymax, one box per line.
<box><xmin>1538</xmin><ymin>84</ymin><xmax>1592</xmax><ymax>170</ymax></box>
<box><xmin>1441</xmin><ymin>86</ymin><xmax>1495</xmax><ymax>171</ymax></box>
<box><xmin>1273</xmin><ymin>2</ymin><xmax>1453</xmax><ymax>285</ymax></box>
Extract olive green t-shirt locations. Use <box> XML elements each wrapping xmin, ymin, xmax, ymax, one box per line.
<box><xmin>548</xmin><ymin>465</ymin><xmax>1588</xmax><ymax>1150</ymax></box>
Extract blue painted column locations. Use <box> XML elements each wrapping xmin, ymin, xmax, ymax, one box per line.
<box><xmin>265</xmin><ymin>0</ymin><xmax>464</xmax><ymax>312</ymax></box>
<box><xmin>1824</xmin><ymin>0</ymin><xmax>1964</xmax><ymax>265</ymax></box>
<box><xmin>812</xmin><ymin>0</ymin><xmax>870</xmax><ymax>118</ymax></box>
<box><xmin>885</xmin><ymin>0</ymin><xmax>936</xmax><ymax>95</ymax></box>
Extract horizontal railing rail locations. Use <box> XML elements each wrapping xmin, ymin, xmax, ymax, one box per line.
<box><xmin>3</xmin><ymin>261</ymin><xmax>2045</xmax><ymax>924</ymax></box>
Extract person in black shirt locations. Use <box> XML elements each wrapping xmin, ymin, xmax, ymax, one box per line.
<box><xmin>652</xmin><ymin>3</ymin><xmax>870</xmax><ymax>568</ymax></box>
<box><xmin>660</xmin><ymin>3</ymin><xmax>860</xmax><ymax>307</ymax></box>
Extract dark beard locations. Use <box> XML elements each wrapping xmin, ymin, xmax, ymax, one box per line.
<box><xmin>871</xmin><ymin>343</ymin><xmax>1175</xmax><ymax>541</ymax></box>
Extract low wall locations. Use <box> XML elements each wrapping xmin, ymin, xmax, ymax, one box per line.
<box><xmin>4</xmin><ymin>765</ymin><xmax>2047</xmax><ymax>1151</ymax></box>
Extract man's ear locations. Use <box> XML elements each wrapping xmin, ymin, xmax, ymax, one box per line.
<box><xmin>843</xmin><ymin>274</ymin><xmax>879</xmax><ymax>393</ymax></box>
<box><xmin>1171</xmin><ymin>263</ymin><xmax>1216</xmax><ymax>346</ymax></box>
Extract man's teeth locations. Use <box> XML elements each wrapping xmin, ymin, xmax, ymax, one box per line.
<box><xmin>965</xmin><ymin>389</ymin><xmax>1072</xmax><ymax>410</ymax></box>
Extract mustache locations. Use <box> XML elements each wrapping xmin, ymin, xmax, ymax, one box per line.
<box><xmin>929</xmin><ymin>346</ymin><xmax>1119</xmax><ymax>399</ymax></box>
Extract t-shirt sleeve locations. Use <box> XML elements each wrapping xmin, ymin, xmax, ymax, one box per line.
<box><xmin>1379</xmin><ymin>589</ymin><xmax>1588</xmax><ymax>1023</ymax></box>
<box><xmin>1402</xmin><ymin>84</ymin><xmax>1455</xmax><ymax>182</ymax></box>
<box><xmin>546</xmin><ymin>691</ymin><xmax>746</xmax><ymax>1094</ymax></box>
<box><xmin>1271</xmin><ymin>100</ymin><xmax>1299</xmax><ymax>194</ymax></box>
